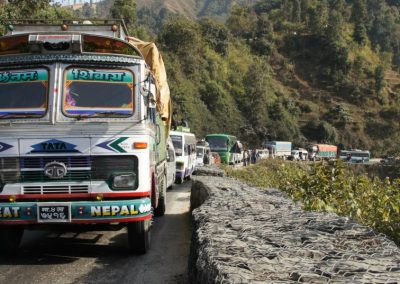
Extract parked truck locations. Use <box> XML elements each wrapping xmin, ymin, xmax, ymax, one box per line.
<box><xmin>0</xmin><ymin>20</ymin><xmax>172</xmax><ymax>254</ymax></box>
<box><xmin>309</xmin><ymin>144</ymin><xmax>337</xmax><ymax>161</ymax></box>
<box><xmin>288</xmin><ymin>148</ymin><xmax>308</xmax><ymax>161</ymax></box>
<box><xmin>264</xmin><ymin>141</ymin><xmax>292</xmax><ymax>159</ymax></box>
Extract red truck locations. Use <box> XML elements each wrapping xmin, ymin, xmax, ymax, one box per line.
<box><xmin>309</xmin><ymin>144</ymin><xmax>338</xmax><ymax>161</ymax></box>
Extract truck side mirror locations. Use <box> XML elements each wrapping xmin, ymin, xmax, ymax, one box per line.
<box><xmin>141</xmin><ymin>74</ymin><xmax>157</xmax><ymax>109</ymax></box>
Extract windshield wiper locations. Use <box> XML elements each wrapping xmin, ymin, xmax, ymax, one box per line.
<box><xmin>75</xmin><ymin>111</ymin><xmax>130</xmax><ymax>120</ymax></box>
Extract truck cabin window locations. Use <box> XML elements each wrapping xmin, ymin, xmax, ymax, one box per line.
<box><xmin>0</xmin><ymin>69</ymin><xmax>48</xmax><ymax>118</ymax></box>
<box><xmin>170</xmin><ymin>135</ymin><xmax>183</xmax><ymax>156</ymax></box>
<box><xmin>63</xmin><ymin>68</ymin><xmax>134</xmax><ymax>118</ymax></box>
<box><xmin>206</xmin><ymin>137</ymin><xmax>228</xmax><ymax>151</ymax></box>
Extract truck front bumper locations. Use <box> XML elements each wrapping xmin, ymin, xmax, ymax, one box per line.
<box><xmin>0</xmin><ymin>198</ymin><xmax>151</xmax><ymax>225</ymax></box>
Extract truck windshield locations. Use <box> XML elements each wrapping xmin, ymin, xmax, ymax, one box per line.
<box><xmin>0</xmin><ymin>68</ymin><xmax>48</xmax><ymax>118</ymax></box>
<box><xmin>63</xmin><ymin>68</ymin><xmax>134</xmax><ymax>118</ymax></box>
<box><xmin>206</xmin><ymin>137</ymin><xmax>228</xmax><ymax>151</ymax></box>
<box><xmin>170</xmin><ymin>135</ymin><xmax>183</xmax><ymax>156</ymax></box>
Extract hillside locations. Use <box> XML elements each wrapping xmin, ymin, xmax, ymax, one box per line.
<box><xmin>93</xmin><ymin>0</ymin><xmax>400</xmax><ymax>155</ymax></box>
<box><xmin>135</xmin><ymin>0</ymin><xmax>261</xmax><ymax>20</ymax></box>
<box><xmin>3</xmin><ymin>0</ymin><xmax>400</xmax><ymax>156</ymax></box>
<box><xmin>156</xmin><ymin>0</ymin><xmax>400</xmax><ymax>155</ymax></box>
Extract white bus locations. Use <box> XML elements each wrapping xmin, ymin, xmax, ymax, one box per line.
<box><xmin>339</xmin><ymin>149</ymin><xmax>370</xmax><ymax>163</ymax></box>
<box><xmin>166</xmin><ymin>137</ymin><xmax>176</xmax><ymax>189</ymax></box>
<box><xmin>170</xmin><ymin>129</ymin><xmax>197</xmax><ymax>184</ymax></box>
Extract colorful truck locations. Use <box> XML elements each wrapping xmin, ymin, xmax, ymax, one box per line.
<box><xmin>309</xmin><ymin>144</ymin><xmax>338</xmax><ymax>161</ymax></box>
<box><xmin>205</xmin><ymin>134</ymin><xmax>242</xmax><ymax>164</ymax></box>
<box><xmin>264</xmin><ymin>141</ymin><xmax>292</xmax><ymax>159</ymax></box>
<box><xmin>0</xmin><ymin>20</ymin><xmax>172</xmax><ymax>254</ymax></box>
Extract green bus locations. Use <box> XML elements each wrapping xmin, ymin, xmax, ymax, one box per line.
<box><xmin>205</xmin><ymin>134</ymin><xmax>242</xmax><ymax>164</ymax></box>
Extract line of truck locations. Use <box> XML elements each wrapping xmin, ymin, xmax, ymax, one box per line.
<box><xmin>262</xmin><ymin>141</ymin><xmax>370</xmax><ymax>163</ymax></box>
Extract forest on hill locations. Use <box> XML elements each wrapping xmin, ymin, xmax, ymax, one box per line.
<box><xmin>1</xmin><ymin>0</ymin><xmax>400</xmax><ymax>156</ymax></box>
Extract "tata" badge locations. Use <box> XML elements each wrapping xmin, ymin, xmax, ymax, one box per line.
<box><xmin>44</xmin><ymin>161</ymin><xmax>68</xmax><ymax>179</ymax></box>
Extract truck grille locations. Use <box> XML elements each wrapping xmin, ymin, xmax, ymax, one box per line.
<box><xmin>23</xmin><ymin>185</ymin><xmax>89</xmax><ymax>194</ymax></box>
<box><xmin>21</xmin><ymin>170</ymin><xmax>90</xmax><ymax>182</ymax></box>
<box><xmin>0</xmin><ymin>157</ymin><xmax>20</xmax><ymax>183</ymax></box>
<box><xmin>0</xmin><ymin>156</ymin><xmax>138</xmax><ymax>191</ymax></box>
<box><xmin>21</xmin><ymin>156</ymin><xmax>91</xmax><ymax>168</ymax></box>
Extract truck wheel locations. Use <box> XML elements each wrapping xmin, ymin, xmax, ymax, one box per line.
<box><xmin>127</xmin><ymin>219</ymin><xmax>151</xmax><ymax>254</ymax></box>
<box><xmin>154</xmin><ymin>175</ymin><xmax>167</xmax><ymax>217</ymax></box>
<box><xmin>0</xmin><ymin>226</ymin><xmax>24</xmax><ymax>255</ymax></box>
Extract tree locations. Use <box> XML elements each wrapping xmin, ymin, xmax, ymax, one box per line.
<box><xmin>353</xmin><ymin>22</ymin><xmax>368</xmax><ymax>45</ymax></box>
<box><xmin>292</xmin><ymin>0</ymin><xmax>301</xmax><ymax>23</ymax></box>
<box><xmin>308</xmin><ymin>1</ymin><xmax>329</xmax><ymax>36</ymax></box>
<box><xmin>302</xmin><ymin>120</ymin><xmax>337</xmax><ymax>143</ymax></box>
<box><xmin>325</xmin><ymin>10</ymin><xmax>344</xmax><ymax>41</ymax></box>
<box><xmin>251</xmin><ymin>14</ymin><xmax>274</xmax><ymax>56</ymax></box>
<box><xmin>375</xmin><ymin>65</ymin><xmax>386</xmax><ymax>93</ymax></box>
<box><xmin>351</xmin><ymin>0</ymin><xmax>368</xmax><ymax>25</ymax></box>
<box><xmin>240</xmin><ymin>63</ymin><xmax>270</xmax><ymax>141</ymax></box>
<box><xmin>7</xmin><ymin>0</ymin><xmax>50</xmax><ymax>16</ymax></box>
<box><xmin>369</xmin><ymin>3</ymin><xmax>396</xmax><ymax>52</ymax></box>
<box><xmin>199</xmin><ymin>18</ymin><xmax>229</xmax><ymax>55</ymax></box>
<box><xmin>160</xmin><ymin>16</ymin><xmax>201</xmax><ymax>55</ymax></box>
<box><xmin>111</xmin><ymin>0</ymin><xmax>137</xmax><ymax>33</ymax></box>
<box><xmin>226</xmin><ymin>6</ymin><xmax>257</xmax><ymax>39</ymax></box>
<box><xmin>81</xmin><ymin>2</ymin><xmax>94</xmax><ymax>18</ymax></box>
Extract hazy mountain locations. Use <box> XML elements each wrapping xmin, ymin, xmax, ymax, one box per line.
<box><xmin>136</xmin><ymin>0</ymin><xmax>261</xmax><ymax>20</ymax></box>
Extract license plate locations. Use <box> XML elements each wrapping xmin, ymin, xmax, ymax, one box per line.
<box><xmin>37</xmin><ymin>203</ymin><xmax>71</xmax><ymax>223</ymax></box>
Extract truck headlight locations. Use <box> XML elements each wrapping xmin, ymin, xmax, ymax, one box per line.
<box><xmin>112</xmin><ymin>173</ymin><xmax>136</xmax><ymax>189</ymax></box>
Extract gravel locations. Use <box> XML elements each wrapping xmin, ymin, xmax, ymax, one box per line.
<box><xmin>189</xmin><ymin>168</ymin><xmax>400</xmax><ymax>283</ymax></box>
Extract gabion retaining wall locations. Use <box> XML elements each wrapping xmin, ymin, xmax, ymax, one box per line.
<box><xmin>189</xmin><ymin>173</ymin><xmax>400</xmax><ymax>283</ymax></box>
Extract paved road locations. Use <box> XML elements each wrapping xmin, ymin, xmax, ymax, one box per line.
<box><xmin>0</xmin><ymin>182</ymin><xmax>192</xmax><ymax>284</ymax></box>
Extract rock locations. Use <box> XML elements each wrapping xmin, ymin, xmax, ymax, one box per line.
<box><xmin>189</xmin><ymin>175</ymin><xmax>400</xmax><ymax>283</ymax></box>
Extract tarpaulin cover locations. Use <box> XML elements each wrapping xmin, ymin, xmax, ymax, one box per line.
<box><xmin>314</xmin><ymin>144</ymin><xmax>338</xmax><ymax>153</ymax></box>
<box><xmin>127</xmin><ymin>36</ymin><xmax>172</xmax><ymax>129</ymax></box>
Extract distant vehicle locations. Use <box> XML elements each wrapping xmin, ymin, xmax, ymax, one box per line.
<box><xmin>264</xmin><ymin>141</ymin><xmax>292</xmax><ymax>159</ymax></box>
<box><xmin>166</xmin><ymin>137</ymin><xmax>176</xmax><ymax>189</ymax></box>
<box><xmin>380</xmin><ymin>155</ymin><xmax>396</xmax><ymax>165</ymax></box>
<box><xmin>339</xmin><ymin>149</ymin><xmax>370</xmax><ymax>163</ymax></box>
<box><xmin>170</xmin><ymin>129</ymin><xmax>197</xmax><ymax>184</ymax></box>
<box><xmin>211</xmin><ymin>152</ymin><xmax>221</xmax><ymax>166</ymax></box>
<box><xmin>195</xmin><ymin>140</ymin><xmax>212</xmax><ymax>167</ymax></box>
<box><xmin>205</xmin><ymin>134</ymin><xmax>242</xmax><ymax>164</ymax></box>
<box><xmin>288</xmin><ymin>148</ymin><xmax>308</xmax><ymax>161</ymax></box>
<box><xmin>257</xmin><ymin>149</ymin><xmax>269</xmax><ymax>159</ymax></box>
<box><xmin>309</xmin><ymin>144</ymin><xmax>337</xmax><ymax>161</ymax></box>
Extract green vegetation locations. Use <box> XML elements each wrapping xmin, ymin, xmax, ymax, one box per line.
<box><xmin>226</xmin><ymin>159</ymin><xmax>400</xmax><ymax>244</ymax></box>
<box><xmin>2</xmin><ymin>0</ymin><xmax>400</xmax><ymax>156</ymax></box>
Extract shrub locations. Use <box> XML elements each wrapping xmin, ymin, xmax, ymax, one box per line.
<box><xmin>226</xmin><ymin>159</ymin><xmax>400</xmax><ymax>244</ymax></box>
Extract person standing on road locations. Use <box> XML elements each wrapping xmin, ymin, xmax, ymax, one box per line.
<box><xmin>251</xmin><ymin>149</ymin><xmax>256</xmax><ymax>164</ymax></box>
<box><xmin>243</xmin><ymin>150</ymin><xmax>248</xmax><ymax>166</ymax></box>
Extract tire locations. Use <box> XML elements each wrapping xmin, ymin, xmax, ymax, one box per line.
<box><xmin>154</xmin><ymin>175</ymin><xmax>167</xmax><ymax>217</ymax></box>
<box><xmin>127</xmin><ymin>219</ymin><xmax>151</xmax><ymax>254</ymax></box>
<box><xmin>0</xmin><ymin>226</ymin><xmax>24</xmax><ymax>256</ymax></box>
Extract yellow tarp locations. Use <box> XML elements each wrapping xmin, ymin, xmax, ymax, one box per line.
<box><xmin>127</xmin><ymin>36</ymin><xmax>172</xmax><ymax>130</ymax></box>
